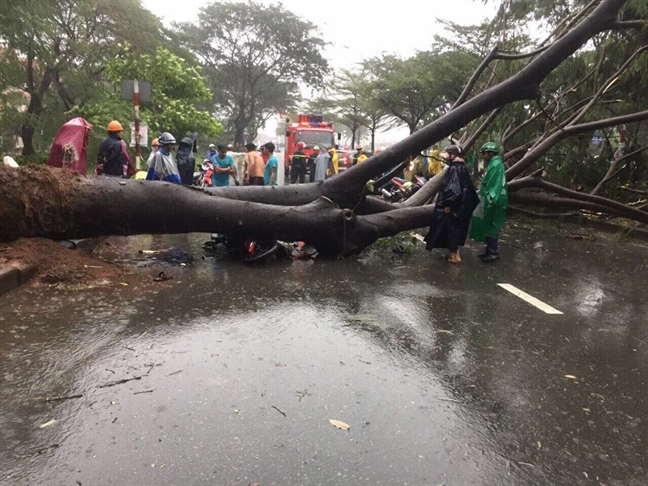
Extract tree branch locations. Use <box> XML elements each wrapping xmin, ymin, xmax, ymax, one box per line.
<box><xmin>591</xmin><ymin>144</ymin><xmax>648</xmax><ymax>195</ymax></box>
<box><xmin>450</xmin><ymin>46</ymin><xmax>498</xmax><ymax>110</ymax></box>
<box><xmin>507</xmin><ymin>175</ymin><xmax>648</xmax><ymax>223</ymax></box>
<box><xmin>462</xmin><ymin>107</ymin><xmax>503</xmax><ymax>152</ymax></box>
<box><xmin>609</xmin><ymin>20</ymin><xmax>648</xmax><ymax>30</ymax></box>
<box><xmin>507</xmin><ymin>110</ymin><xmax>648</xmax><ymax>180</ymax></box>
<box><xmin>509</xmin><ymin>191</ymin><xmax>648</xmax><ymax>223</ymax></box>
<box><xmin>568</xmin><ymin>45</ymin><xmax>648</xmax><ymax>126</ymax></box>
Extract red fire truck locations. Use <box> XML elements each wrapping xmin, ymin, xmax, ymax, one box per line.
<box><xmin>284</xmin><ymin>114</ymin><xmax>340</xmax><ymax>172</ymax></box>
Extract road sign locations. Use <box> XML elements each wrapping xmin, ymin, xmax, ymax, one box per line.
<box><xmin>130</xmin><ymin>123</ymin><xmax>148</xmax><ymax>148</ymax></box>
<box><xmin>121</xmin><ymin>80</ymin><xmax>151</xmax><ymax>102</ymax></box>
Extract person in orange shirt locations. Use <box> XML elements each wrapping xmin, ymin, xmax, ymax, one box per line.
<box><xmin>245</xmin><ymin>142</ymin><xmax>266</xmax><ymax>186</ymax></box>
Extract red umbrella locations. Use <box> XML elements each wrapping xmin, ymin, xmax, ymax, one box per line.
<box><xmin>47</xmin><ymin>117</ymin><xmax>93</xmax><ymax>174</ymax></box>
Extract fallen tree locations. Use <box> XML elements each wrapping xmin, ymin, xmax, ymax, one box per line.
<box><xmin>0</xmin><ymin>166</ymin><xmax>434</xmax><ymax>256</ymax></box>
<box><xmin>1</xmin><ymin>0</ymin><xmax>645</xmax><ymax>254</ymax></box>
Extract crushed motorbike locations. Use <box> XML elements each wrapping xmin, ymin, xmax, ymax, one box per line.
<box><xmin>203</xmin><ymin>234</ymin><xmax>317</xmax><ymax>264</ymax></box>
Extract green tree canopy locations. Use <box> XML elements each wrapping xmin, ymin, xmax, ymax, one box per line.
<box><xmin>0</xmin><ymin>0</ymin><xmax>166</xmax><ymax>155</ymax></box>
<box><xmin>71</xmin><ymin>45</ymin><xmax>222</xmax><ymax>156</ymax></box>
<box><xmin>175</xmin><ymin>0</ymin><xmax>328</xmax><ymax>147</ymax></box>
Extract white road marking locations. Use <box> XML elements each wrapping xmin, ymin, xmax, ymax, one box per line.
<box><xmin>498</xmin><ymin>284</ymin><xmax>563</xmax><ymax>315</ymax></box>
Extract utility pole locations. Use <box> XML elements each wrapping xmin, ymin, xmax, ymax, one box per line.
<box><xmin>134</xmin><ymin>80</ymin><xmax>141</xmax><ymax>170</ymax></box>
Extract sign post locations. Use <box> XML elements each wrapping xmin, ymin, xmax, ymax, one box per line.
<box><xmin>121</xmin><ymin>80</ymin><xmax>151</xmax><ymax>171</ymax></box>
<box><xmin>134</xmin><ymin>80</ymin><xmax>141</xmax><ymax>170</ymax></box>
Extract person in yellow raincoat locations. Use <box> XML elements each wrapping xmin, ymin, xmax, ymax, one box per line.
<box><xmin>427</xmin><ymin>148</ymin><xmax>444</xmax><ymax>176</ymax></box>
<box><xmin>356</xmin><ymin>150</ymin><xmax>368</xmax><ymax>164</ymax></box>
<box><xmin>327</xmin><ymin>147</ymin><xmax>339</xmax><ymax>176</ymax></box>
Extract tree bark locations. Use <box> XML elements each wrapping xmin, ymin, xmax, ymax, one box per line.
<box><xmin>0</xmin><ymin>167</ymin><xmax>433</xmax><ymax>255</ymax></box>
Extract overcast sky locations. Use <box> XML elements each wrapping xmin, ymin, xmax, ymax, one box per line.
<box><xmin>141</xmin><ymin>0</ymin><xmax>498</xmax><ymax>143</ymax></box>
<box><xmin>143</xmin><ymin>0</ymin><xmax>496</xmax><ymax>68</ymax></box>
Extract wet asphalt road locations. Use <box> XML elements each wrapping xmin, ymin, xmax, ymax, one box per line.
<box><xmin>1</xmin><ymin>221</ymin><xmax>647</xmax><ymax>486</ymax></box>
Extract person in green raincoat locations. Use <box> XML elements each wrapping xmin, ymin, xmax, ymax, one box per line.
<box><xmin>470</xmin><ymin>142</ymin><xmax>508</xmax><ymax>262</ymax></box>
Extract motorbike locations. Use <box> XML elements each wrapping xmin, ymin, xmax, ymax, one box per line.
<box><xmin>203</xmin><ymin>233</ymin><xmax>288</xmax><ymax>265</ymax></box>
<box><xmin>203</xmin><ymin>234</ymin><xmax>317</xmax><ymax>264</ymax></box>
<box><xmin>193</xmin><ymin>159</ymin><xmax>214</xmax><ymax>187</ymax></box>
<box><xmin>380</xmin><ymin>176</ymin><xmax>426</xmax><ymax>202</ymax></box>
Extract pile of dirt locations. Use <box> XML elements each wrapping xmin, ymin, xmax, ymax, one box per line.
<box><xmin>0</xmin><ymin>165</ymin><xmax>85</xmax><ymax>242</ymax></box>
<box><xmin>0</xmin><ymin>237</ymin><xmax>128</xmax><ymax>286</ymax></box>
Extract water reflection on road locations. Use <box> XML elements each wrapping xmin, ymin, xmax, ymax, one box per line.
<box><xmin>1</xmin><ymin>226</ymin><xmax>647</xmax><ymax>486</ymax></box>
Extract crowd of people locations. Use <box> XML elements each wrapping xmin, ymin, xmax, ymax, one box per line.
<box><xmin>95</xmin><ymin>120</ymin><xmax>281</xmax><ymax>187</ymax></box>
<box><xmin>94</xmin><ymin>120</ymin><xmax>508</xmax><ymax>265</ymax></box>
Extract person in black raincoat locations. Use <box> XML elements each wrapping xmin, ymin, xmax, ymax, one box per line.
<box><xmin>424</xmin><ymin>145</ymin><xmax>478</xmax><ymax>264</ymax></box>
<box><xmin>176</xmin><ymin>132</ymin><xmax>198</xmax><ymax>185</ymax></box>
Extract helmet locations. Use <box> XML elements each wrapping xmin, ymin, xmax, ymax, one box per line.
<box><xmin>444</xmin><ymin>144</ymin><xmax>462</xmax><ymax>156</ymax></box>
<box><xmin>480</xmin><ymin>142</ymin><xmax>499</xmax><ymax>153</ymax></box>
<box><xmin>355</xmin><ymin>145</ymin><xmax>362</xmax><ymax>150</ymax></box>
<box><xmin>297</xmin><ymin>141</ymin><xmax>305</xmax><ymax>149</ymax></box>
<box><xmin>107</xmin><ymin>120</ymin><xmax>123</xmax><ymax>132</ymax></box>
<box><xmin>313</xmin><ymin>146</ymin><xmax>320</xmax><ymax>151</ymax></box>
<box><xmin>158</xmin><ymin>132</ymin><xmax>176</xmax><ymax>145</ymax></box>
<box><xmin>151</xmin><ymin>138</ymin><xmax>160</xmax><ymax>147</ymax></box>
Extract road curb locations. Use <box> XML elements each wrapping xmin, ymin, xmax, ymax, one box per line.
<box><xmin>0</xmin><ymin>264</ymin><xmax>37</xmax><ymax>298</ymax></box>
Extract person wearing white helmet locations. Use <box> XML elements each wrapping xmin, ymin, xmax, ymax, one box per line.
<box><xmin>146</xmin><ymin>132</ymin><xmax>182</xmax><ymax>184</ymax></box>
<box><xmin>205</xmin><ymin>143</ymin><xmax>217</xmax><ymax>162</ymax></box>
<box><xmin>352</xmin><ymin>144</ymin><xmax>363</xmax><ymax>165</ymax></box>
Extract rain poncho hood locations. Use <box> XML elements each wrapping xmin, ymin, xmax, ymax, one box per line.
<box><xmin>470</xmin><ymin>155</ymin><xmax>508</xmax><ymax>241</ymax></box>
<box><xmin>176</xmin><ymin>133</ymin><xmax>197</xmax><ymax>171</ymax></box>
<box><xmin>146</xmin><ymin>149</ymin><xmax>182</xmax><ymax>184</ymax></box>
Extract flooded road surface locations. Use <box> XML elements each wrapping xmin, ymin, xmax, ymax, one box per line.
<box><xmin>1</xmin><ymin>222</ymin><xmax>647</xmax><ymax>486</ymax></box>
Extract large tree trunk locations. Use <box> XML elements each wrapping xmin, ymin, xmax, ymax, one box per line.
<box><xmin>0</xmin><ymin>167</ymin><xmax>433</xmax><ymax>255</ymax></box>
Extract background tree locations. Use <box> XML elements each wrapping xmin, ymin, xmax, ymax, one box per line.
<box><xmin>321</xmin><ymin>69</ymin><xmax>368</xmax><ymax>149</ymax></box>
<box><xmin>0</xmin><ymin>0</ymin><xmax>165</xmax><ymax>156</ymax></box>
<box><xmin>70</xmin><ymin>45</ymin><xmax>222</xmax><ymax>168</ymax></box>
<box><xmin>176</xmin><ymin>0</ymin><xmax>328</xmax><ymax>147</ymax></box>
<box><xmin>366</xmin><ymin>50</ymin><xmax>478</xmax><ymax>134</ymax></box>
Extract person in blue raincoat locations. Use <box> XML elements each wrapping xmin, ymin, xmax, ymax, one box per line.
<box><xmin>424</xmin><ymin>145</ymin><xmax>478</xmax><ymax>264</ymax></box>
<box><xmin>470</xmin><ymin>142</ymin><xmax>508</xmax><ymax>262</ymax></box>
<box><xmin>146</xmin><ymin>132</ymin><xmax>182</xmax><ymax>184</ymax></box>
